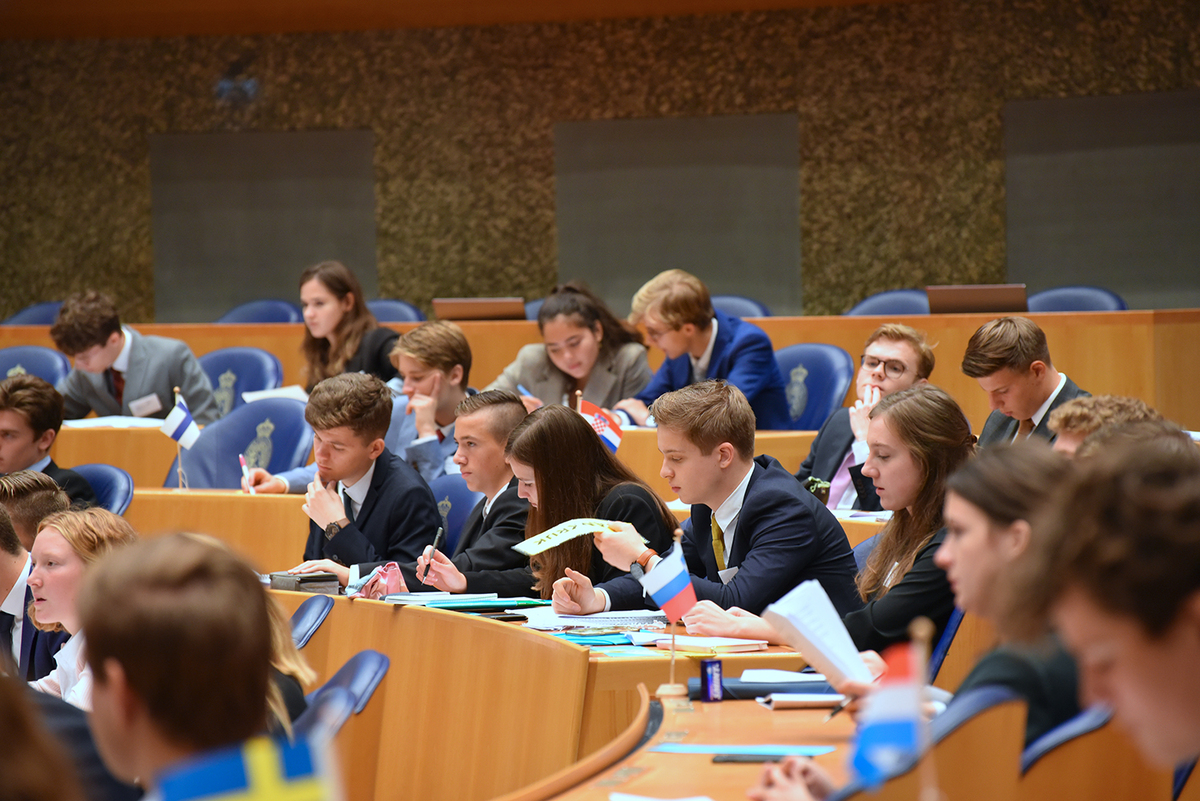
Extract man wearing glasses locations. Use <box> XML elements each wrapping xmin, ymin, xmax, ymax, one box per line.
<box><xmin>794</xmin><ymin>324</ymin><xmax>935</xmax><ymax>510</ymax></box>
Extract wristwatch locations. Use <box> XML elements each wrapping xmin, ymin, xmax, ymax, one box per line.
<box><xmin>631</xmin><ymin>548</ymin><xmax>656</xmax><ymax>572</ymax></box>
<box><xmin>324</xmin><ymin>521</ymin><xmax>342</xmax><ymax>541</ymax></box>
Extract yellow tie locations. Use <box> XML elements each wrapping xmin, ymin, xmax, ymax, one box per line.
<box><xmin>1017</xmin><ymin>418</ymin><xmax>1035</xmax><ymax>439</ymax></box>
<box><xmin>711</xmin><ymin>516</ymin><xmax>726</xmax><ymax>572</ymax></box>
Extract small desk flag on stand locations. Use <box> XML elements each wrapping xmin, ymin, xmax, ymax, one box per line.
<box><xmin>849</xmin><ymin>639</ymin><xmax>927</xmax><ymax>790</ymax></box>
<box><xmin>160</xmin><ymin>392</ymin><xmax>200</xmax><ymax>450</ymax></box>
<box><xmin>578</xmin><ymin>398</ymin><xmax>623</xmax><ymax>453</ymax></box>
<box><xmin>637</xmin><ymin>542</ymin><xmax>696</xmax><ymax>622</ymax></box>
<box><xmin>158</xmin><ymin>735</ymin><xmax>339</xmax><ymax>801</ymax></box>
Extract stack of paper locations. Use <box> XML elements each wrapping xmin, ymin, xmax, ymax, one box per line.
<box><xmin>761</xmin><ymin>580</ymin><xmax>872</xmax><ymax>686</ymax></box>
<box><xmin>653</xmin><ymin>635</ymin><xmax>767</xmax><ymax>654</ymax></box>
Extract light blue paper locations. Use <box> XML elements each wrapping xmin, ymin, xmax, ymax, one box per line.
<box><xmin>648</xmin><ymin>744</ymin><xmax>836</xmax><ymax>756</ymax></box>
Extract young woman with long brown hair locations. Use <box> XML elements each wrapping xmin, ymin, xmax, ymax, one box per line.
<box><xmin>299</xmin><ymin>261</ymin><xmax>398</xmax><ymax>391</ymax></box>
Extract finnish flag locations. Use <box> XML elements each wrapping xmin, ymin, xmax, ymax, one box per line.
<box><xmin>160</xmin><ymin>393</ymin><xmax>200</xmax><ymax>449</ymax></box>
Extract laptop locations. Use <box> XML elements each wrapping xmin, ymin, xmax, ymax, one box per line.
<box><xmin>431</xmin><ymin>297</ymin><xmax>528</xmax><ymax>321</ymax></box>
<box><xmin>925</xmin><ymin>284</ymin><xmax>1028</xmax><ymax>315</ymax></box>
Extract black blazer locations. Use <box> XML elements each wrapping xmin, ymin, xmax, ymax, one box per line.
<box><xmin>344</xmin><ymin>327</ymin><xmax>400</xmax><ymax>384</ymax></box>
<box><xmin>977</xmin><ymin>376</ymin><xmax>1090</xmax><ymax>448</ymax></box>
<box><xmin>844</xmin><ymin>528</ymin><xmax>956</xmax><ymax>653</ymax></box>
<box><xmin>793</xmin><ymin>407</ymin><xmax>881</xmax><ymax>512</ymax></box>
<box><xmin>303</xmin><ymin>449</ymin><xmax>441</xmax><ymax>565</ymax></box>
<box><xmin>43</xmin><ymin>460</ymin><xmax>99</xmax><ymax>508</ymax></box>
<box><xmin>26</xmin><ymin>687</ymin><xmax>143</xmax><ymax>801</ymax></box>
<box><xmin>20</xmin><ymin>584</ymin><xmax>70</xmax><ymax>681</ymax></box>
<box><xmin>603</xmin><ymin>455</ymin><xmax>861</xmax><ymax>616</ymax></box>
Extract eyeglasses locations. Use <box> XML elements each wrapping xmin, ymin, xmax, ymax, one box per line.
<box><xmin>860</xmin><ymin>355</ymin><xmax>909</xmax><ymax>380</ymax></box>
<box><xmin>643</xmin><ymin>324</ymin><xmax>675</xmax><ymax>342</ymax></box>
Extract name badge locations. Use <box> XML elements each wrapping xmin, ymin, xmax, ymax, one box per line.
<box><xmin>128</xmin><ymin>393</ymin><xmax>164</xmax><ymax>417</ymax></box>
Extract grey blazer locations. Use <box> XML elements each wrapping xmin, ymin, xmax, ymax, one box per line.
<box><xmin>57</xmin><ymin>327</ymin><xmax>219</xmax><ymax>425</ymax></box>
<box><xmin>487</xmin><ymin>341</ymin><xmax>651</xmax><ymax>410</ymax></box>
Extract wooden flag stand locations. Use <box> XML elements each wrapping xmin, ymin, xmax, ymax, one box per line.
<box><xmin>909</xmin><ymin>616</ymin><xmax>941</xmax><ymax>801</ymax></box>
<box><xmin>656</xmin><ymin>528</ymin><xmax>688</xmax><ymax>699</ymax></box>
<box><xmin>172</xmin><ymin>385</ymin><xmax>188</xmax><ymax>491</ymax></box>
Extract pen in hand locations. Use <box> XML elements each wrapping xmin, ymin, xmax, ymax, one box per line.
<box><xmin>239</xmin><ymin>454</ymin><xmax>255</xmax><ymax>495</ymax></box>
<box><xmin>420</xmin><ymin>526</ymin><xmax>444</xmax><ymax>584</ymax></box>
<box><xmin>824</xmin><ymin>694</ymin><xmax>856</xmax><ymax>722</ymax></box>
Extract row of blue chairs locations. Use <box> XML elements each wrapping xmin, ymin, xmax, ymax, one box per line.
<box><xmin>0</xmin><ymin>286</ymin><xmax>1129</xmax><ymax>325</ymax></box>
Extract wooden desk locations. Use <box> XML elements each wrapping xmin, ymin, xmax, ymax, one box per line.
<box><xmin>127</xmin><ymin>489</ymin><xmax>309</xmax><ymax>573</ymax></box>
<box><xmin>51</xmin><ymin>426</ymin><xmax>180</xmax><ymax>487</ymax></box>
<box><xmin>617</xmin><ymin>428</ymin><xmax>817</xmax><ymax>500</ymax></box>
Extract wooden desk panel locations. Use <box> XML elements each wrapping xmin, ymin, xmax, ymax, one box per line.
<box><xmin>51</xmin><ymin>427</ymin><xmax>180</xmax><ymax>487</ymax></box>
<box><xmin>127</xmin><ymin>489</ymin><xmax>309</xmax><ymax>573</ymax></box>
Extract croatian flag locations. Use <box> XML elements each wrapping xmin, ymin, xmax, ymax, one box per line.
<box><xmin>160</xmin><ymin>392</ymin><xmax>200</xmax><ymax>449</ymax></box>
<box><xmin>637</xmin><ymin>543</ymin><xmax>697</xmax><ymax>622</ymax></box>
<box><xmin>578</xmin><ymin>399</ymin><xmax>623</xmax><ymax>453</ymax></box>
<box><xmin>850</xmin><ymin>641</ymin><xmax>926</xmax><ymax>789</ymax></box>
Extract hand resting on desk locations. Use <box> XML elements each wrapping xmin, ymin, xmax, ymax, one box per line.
<box><xmin>551</xmin><ymin>568</ymin><xmax>606</xmax><ymax>615</ymax></box>
<box><xmin>242</xmin><ymin>467</ymin><xmax>288</xmax><ymax>494</ymax></box>
<box><xmin>289</xmin><ymin>558</ymin><xmax>350</xmax><ymax>587</ymax></box>
<box><xmin>747</xmin><ymin>756</ymin><xmax>836</xmax><ymax>801</ymax></box>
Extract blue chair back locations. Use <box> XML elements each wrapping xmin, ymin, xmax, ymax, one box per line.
<box><xmin>524</xmin><ymin>298</ymin><xmax>545</xmax><ymax>320</ymax></box>
<box><xmin>292</xmin><ymin>686</ymin><xmax>356</xmax><ymax>741</ymax></box>
<box><xmin>1027</xmin><ymin>286</ymin><xmax>1128</xmax><ymax>312</ymax></box>
<box><xmin>1021</xmin><ymin>705</ymin><xmax>1113</xmax><ymax>773</ymax></box>
<box><xmin>2</xmin><ymin>301</ymin><xmax>63</xmax><ymax>325</ymax></box>
<box><xmin>1175</xmin><ymin>759</ymin><xmax>1197</xmax><ymax>801</ymax></box>
<box><xmin>163</xmin><ymin>398</ymin><xmax>313</xmax><ymax>489</ymax></box>
<box><xmin>774</xmin><ymin>343</ymin><xmax>855</xmax><ymax>431</ymax></box>
<box><xmin>197</xmin><ymin>347</ymin><xmax>285</xmax><ymax>418</ymax></box>
<box><xmin>306</xmin><ymin>650</ymin><xmax>390</xmax><ymax>715</ymax></box>
<box><xmin>72</xmin><ymin>463</ymin><xmax>134</xmax><ymax>515</ymax></box>
<box><xmin>712</xmin><ymin>295</ymin><xmax>771</xmax><ymax>317</ymax></box>
<box><xmin>928</xmin><ymin>607</ymin><xmax>964</xmax><ymax>683</ymax></box>
<box><xmin>368</xmin><ymin>299</ymin><xmax>426</xmax><ymax>322</ymax></box>
<box><xmin>845</xmin><ymin>289</ymin><xmax>930</xmax><ymax>316</ymax></box>
<box><xmin>427</xmin><ymin>473</ymin><xmax>485</xmax><ymax>555</ymax></box>
<box><xmin>290</xmin><ymin>594</ymin><xmax>335</xmax><ymax>649</ymax></box>
<box><xmin>215</xmin><ymin>299</ymin><xmax>304</xmax><ymax>324</ymax></box>
<box><xmin>0</xmin><ymin>346</ymin><xmax>72</xmax><ymax>386</ymax></box>
<box><xmin>851</xmin><ymin>534</ymin><xmax>878</xmax><ymax>573</ymax></box>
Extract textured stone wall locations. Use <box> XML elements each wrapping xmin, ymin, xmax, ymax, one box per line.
<box><xmin>2</xmin><ymin>0</ymin><xmax>1198</xmax><ymax>321</ymax></box>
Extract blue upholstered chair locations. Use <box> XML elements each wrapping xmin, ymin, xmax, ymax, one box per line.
<box><xmin>1021</xmin><ymin>705</ymin><xmax>1113</xmax><ymax>774</ymax></box>
<box><xmin>72</xmin><ymin>463</ymin><xmax>134</xmax><ymax>515</ymax></box>
<box><xmin>827</xmin><ymin>686</ymin><xmax>1023</xmax><ymax>800</ymax></box>
<box><xmin>427</xmin><ymin>473</ymin><xmax>485</xmax><ymax>555</ymax></box>
<box><xmin>163</xmin><ymin>398</ymin><xmax>313</xmax><ymax>489</ymax></box>
<box><xmin>292</xmin><ymin>686</ymin><xmax>356</xmax><ymax>741</ymax></box>
<box><xmin>774</xmin><ymin>343</ymin><xmax>855</xmax><ymax>431</ymax></box>
<box><xmin>368</xmin><ymin>298</ymin><xmax>426</xmax><ymax>322</ymax></box>
<box><xmin>928</xmin><ymin>607</ymin><xmax>964</xmax><ymax>683</ymax></box>
<box><xmin>305</xmin><ymin>650</ymin><xmax>390</xmax><ymax>715</ymax></box>
<box><xmin>711</xmin><ymin>295</ymin><xmax>772</xmax><ymax>317</ymax></box>
<box><xmin>1027</xmin><ymin>285</ymin><xmax>1128</xmax><ymax>312</ymax></box>
<box><xmin>215</xmin><ymin>299</ymin><xmax>304</xmax><ymax>324</ymax></box>
<box><xmin>0</xmin><ymin>346</ymin><xmax>72</xmax><ymax>386</ymax></box>
<box><xmin>851</xmin><ymin>534</ymin><xmax>878</xmax><ymax>573</ymax></box>
<box><xmin>198</xmin><ymin>347</ymin><xmax>285</xmax><ymax>418</ymax></box>
<box><xmin>2</xmin><ymin>301</ymin><xmax>63</xmax><ymax>325</ymax></box>
<box><xmin>290</xmin><ymin>594</ymin><xmax>335</xmax><ymax>649</ymax></box>
<box><xmin>524</xmin><ymin>298</ymin><xmax>545</xmax><ymax>321</ymax></box>
<box><xmin>845</xmin><ymin>289</ymin><xmax>930</xmax><ymax>316</ymax></box>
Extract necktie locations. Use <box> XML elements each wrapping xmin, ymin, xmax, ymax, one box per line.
<box><xmin>0</xmin><ymin>612</ymin><xmax>13</xmax><ymax>651</ymax></box>
<box><xmin>342</xmin><ymin>489</ymin><xmax>356</xmax><ymax>524</ymax></box>
<box><xmin>826</xmin><ymin>449</ymin><xmax>859</xmax><ymax>509</ymax></box>
<box><xmin>436</xmin><ymin>430</ymin><xmax>445</xmax><ymax>443</ymax></box>
<box><xmin>1017</xmin><ymin>418</ymin><xmax>1035</xmax><ymax>439</ymax></box>
<box><xmin>711</xmin><ymin>517</ymin><xmax>726</xmax><ymax>572</ymax></box>
<box><xmin>110</xmin><ymin>369</ymin><xmax>125</xmax><ymax>406</ymax></box>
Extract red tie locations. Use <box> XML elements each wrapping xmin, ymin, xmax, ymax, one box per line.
<box><xmin>110</xmin><ymin>369</ymin><xmax>125</xmax><ymax>406</ymax></box>
<box><xmin>436</xmin><ymin>430</ymin><xmax>445</xmax><ymax>443</ymax></box>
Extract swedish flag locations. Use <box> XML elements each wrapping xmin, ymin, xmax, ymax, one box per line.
<box><xmin>158</xmin><ymin>736</ymin><xmax>335</xmax><ymax>801</ymax></box>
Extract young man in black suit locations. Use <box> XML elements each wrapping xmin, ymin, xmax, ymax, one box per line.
<box><xmin>288</xmin><ymin>373</ymin><xmax>441</xmax><ymax>587</ymax></box>
<box><xmin>0</xmin><ymin>375</ymin><xmax>97</xmax><ymax>507</ymax></box>
<box><xmin>553</xmin><ymin>381</ymin><xmax>860</xmax><ymax>617</ymax></box>
<box><xmin>794</xmin><ymin>323</ymin><xmax>934</xmax><ymax>512</ymax></box>
<box><xmin>407</xmin><ymin>389</ymin><xmax>532</xmax><ymax>594</ymax></box>
<box><xmin>962</xmin><ymin>316</ymin><xmax>1090</xmax><ymax>448</ymax></box>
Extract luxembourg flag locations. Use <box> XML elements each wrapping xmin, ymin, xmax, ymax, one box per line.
<box><xmin>578</xmin><ymin>398</ymin><xmax>623</xmax><ymax>453</ymax></box>
<box><xmin>160</xmin><ymin>392</ymin><xmax>200</xmax><ymax>449</ymax></box>
<box><xmin>637</xmin><ymin>543</ymin><xmax>697</xmax><ymax>622</ymax></box>
<box><xmin>849</xmin><ymin>641</ymin><xmax>926</xmax><ymax>789</ymax></box>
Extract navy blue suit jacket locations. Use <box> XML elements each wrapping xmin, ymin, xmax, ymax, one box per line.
<box><xmin>793</xmin><ymin>407</ymin><xmax>881</xmax><ymax>512</ymax></box>
<box><xmin>19</xmin><ymin>585</ymin><xmax>70</xmax><ymax>681</ymax></box>
<box><xmin>43</xmin><ymin>460</ymin><xmax>99</xmax><ymax>508</ymax></box>
<box><xmin>303</xmin><ymin>448</ymin><xmax>441</xmax><ymax>566</ymax></box>
<box><xmin>601</xmin><ymin>455</ymin><xmax>861</xmax><ymax>616</ymax></box>
<box><xmin>977</xmin><ymin>376</ymin><xmax>1089</xmax><ymax>448</ymax></box>
<box><xmin>26</xmin><ymin>688</ymin><xmax>143</xmax><ymax>801</ymax></box>
<box><xmin>635</xmin><ymin>310</ymin><xmax>791</xmax><ymax>431</ymax></box>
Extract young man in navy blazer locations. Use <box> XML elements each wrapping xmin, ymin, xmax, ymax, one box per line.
<box><xmin>554</xmin><ymin>381</ymin><xmax>860</xmax><ymax>617</ymax></box>
<box><xmin>962</xmin><ymin>316</ymin><xmax>1090</xmax><ymax>448</ymax></box>
<box><xmin>289</xmin><ymin>373</ymin><xmax>441</xmax><ymax>587</ymax></box>
<box><xmin>613</xmin><ymin>270</ymin><xmax>790</xmax><ymax>431</ymax></box>
<box><xmin>794</xmin><ymin>323</ymin><xmax>934</xmax><ymax>512</ymax></box>
<box><xmin>0</xmin><ymin>375</ymin><xmax>97</xmax><ymax>507</ymax></box>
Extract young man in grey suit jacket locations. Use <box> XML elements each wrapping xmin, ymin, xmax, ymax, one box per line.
<box><xmin>50</xmin><ymin>290</ymin><xmax>218</xmax><ymax>425</ymax></box>
<box><xmin>962</xmin><ymin>316</ymin><xmax>1090</xmax><ymax>448</ymax></box>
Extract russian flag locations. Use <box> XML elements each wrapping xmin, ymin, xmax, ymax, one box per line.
<box><xmin>637</xmin><ymin>543</ymin><xmax>697</xmax><ymax>622</ymax></box>
<box><xmin>579</xmin><ymin>398</ymin><xmax>623</xmax><ymax>453</ymax></box>
<box><xmin>160</xmin><ymin>392</ymin><xmax>200</xmax><ymax>449</ymax></box>
<box><xmin>849</xmin><ymin>641</ymin><xmax>926</xmax><ymax>789</ymax></box>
